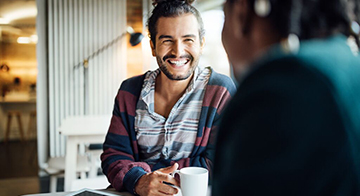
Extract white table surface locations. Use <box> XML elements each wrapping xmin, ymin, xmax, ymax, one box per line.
<box><xmin>23</xmin><ymin>188</ymin><xmax>133</xmax><ymax>196</ymax></box>
<box><xmin>58</xmin><ymin>115</ymin><xmax>112</xmax><ymax>191</ymax></box>
<box><xmin>23</xmin><ymin>187</ymin><xmax>211</xmax><ymax>196</ymax></box>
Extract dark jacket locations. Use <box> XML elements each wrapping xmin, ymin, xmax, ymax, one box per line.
<box><xmin>212</xmin><ymin>35</ymin><xmax>360</xmax><ymax>196</ymax></box>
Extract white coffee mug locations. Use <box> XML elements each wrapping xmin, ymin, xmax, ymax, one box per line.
<box><xmin>171</xmin><ymin>167</ymin><xmax>208</xmax><ymax>196</ymax></box>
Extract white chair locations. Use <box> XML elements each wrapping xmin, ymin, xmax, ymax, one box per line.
<box><xmin>86</xmin><ymin>143</ymin><xmax>103</xmax><ymax>178</ymax></box>
<box><xmin>68</xmin><ymin>148</ymin><xmax>109</xmax><ymax>192</ymax></box>
<box><xmin>58</xmin><ymin>115</ymin><xmax>110</xmax><ymax>191</ymax></box>
<box><xmin>43</xmin><ymin>155</ymin><xmax>90</xmax><ymax>192</ymax></box>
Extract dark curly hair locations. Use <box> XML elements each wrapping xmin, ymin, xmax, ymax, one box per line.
<box><xmin>147</xmin><ymin>0</ymin><xmax>205</xmax><ymax>47</ymax></box>
<box><xmin>152</xmin><ymin>0</ymin><xmax>195</xmax><ymax>6</ymax></box>
<box><xmin>227</xmin><ymin>0</ymin><xmax>360</xmax><ymax>46</ymax></box>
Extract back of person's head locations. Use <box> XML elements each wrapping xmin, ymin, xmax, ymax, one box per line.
<box><xmin>147</xmin><ymin>0</ymin><xmax>205</xmax><ymax>46</ymax></box>
<box><xmin>227</xmin><ymin>0</ymin><xmax>360</xmax><ymax>45</ymax></box>
<box><xmin>299</xmin><ymin>0</ymin><xmax>359</xmax><ymax>43</ymax></box>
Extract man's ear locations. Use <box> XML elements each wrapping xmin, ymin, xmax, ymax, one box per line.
<box><xmin>150</xmin><ymin>40</ymin><xmax>156</xmax><ymax>57</ymax></box>
<box><xmin>233</xmin><ymin>0</ymin><xmax>251</xmax><ymax>39</ymax></box>
<box><xmin>200</xmin><ymin>37</ymin><xmax>205</xmax><ymax>54</ymax></box>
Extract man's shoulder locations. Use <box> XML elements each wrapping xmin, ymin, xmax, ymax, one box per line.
<box><xmin>122</xmin><ymin>74</ymin><xmax>146</xmax><ymax>85</ymax></box>
<box><xmin>119</xmin><ymin>73</ymin><xmax>147</xmax><ymax>95</ymax></box>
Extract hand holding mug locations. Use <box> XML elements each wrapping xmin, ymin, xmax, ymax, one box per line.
<box><xmin>134</xmin><ymin>163</ymin><xmax>180</xmax><ymax>196</ymax></box>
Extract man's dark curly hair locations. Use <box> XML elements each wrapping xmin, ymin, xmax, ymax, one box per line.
<box><xmin>226</xmin><ymin>0</ymin><xmax>360</xmax><ymax>46</ymax></box>
<box><xmin>147</xmin><ymin>0</ymin><xmax>205</xmax><ymax>47</ymax></box>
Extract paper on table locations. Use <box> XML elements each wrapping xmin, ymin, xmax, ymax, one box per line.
<box><xmin>65</xmin><ymin>188</ymin><xmax>132</xmax><ymax>196</ymax></box>
<box><xmin>174</xmin><ymin>186</ymin><xmax>211</xmax><ymax>196</ymax></box>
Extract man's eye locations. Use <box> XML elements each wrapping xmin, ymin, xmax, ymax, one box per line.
<box><xmin>185</xmin><ymin>39</ymin><xmax>194</xmax><ymax>42</ymax></box>
<box><xmin>163</xmin><ymin>40</ymin><xmax>172</xmax><ymax>43</ymax></box>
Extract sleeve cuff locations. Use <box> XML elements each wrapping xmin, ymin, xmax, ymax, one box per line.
<box><xmin>123</xmin><ymin>167</ymin><xmax>148</xmax><ymax>195</ymax></box>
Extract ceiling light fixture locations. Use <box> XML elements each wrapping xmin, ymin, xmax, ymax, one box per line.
<box><xmin>17</xmin><ymin>35</ymin><xmax>38</xmax><ymax>44</ymax></box>
<box><xmin>17</xmin><ymin>37</ymin><xmax>31</xmax><ymax>44</ymax></box>
<box><xmin>0</xmin><ymin>17</ymin><xmax>10</xmax><ymax>24</ymax></box>
<box><xmin>30</xmin><ymin>35</ymin><xmax>38</xmax><ymax>43</ymax></box>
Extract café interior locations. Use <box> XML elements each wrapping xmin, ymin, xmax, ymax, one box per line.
<box><xmin>0</xmin><ymin>0</ymin><xmax>229</xmax><ymax>195</ymax></box>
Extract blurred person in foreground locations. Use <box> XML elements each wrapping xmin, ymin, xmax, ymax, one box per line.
<box><xmin>213</xmin><ymin>0</ymin><xmax>360</xmax><ymax>195</ymax></box>
<box><xmin>101</xmin><ymin>0</ymin><xmax>236</xmax><ymax>195</ymax></box>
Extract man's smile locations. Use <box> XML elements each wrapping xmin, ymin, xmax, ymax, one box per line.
<box><xmin>166</xmin><ymin>59</ymin><xmax>190</xmax><ymax>67</ymax></box>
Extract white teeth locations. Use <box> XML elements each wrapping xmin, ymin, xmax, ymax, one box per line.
<box><xmin>169</xmin><ymin>60</ymin><xmax>187</xmax><ymax>66</ymax></box>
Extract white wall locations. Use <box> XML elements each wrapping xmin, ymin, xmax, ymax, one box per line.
<box><xmin>36</xmin><ymin>0</ymin><xmax>127</xmax><ymax>168</ymax></box>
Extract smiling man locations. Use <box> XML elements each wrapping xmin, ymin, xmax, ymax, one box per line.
<box><xmin>100</xmin><ymin>0</ymin><xmax>236</xmax><ymax>196</ymax></box>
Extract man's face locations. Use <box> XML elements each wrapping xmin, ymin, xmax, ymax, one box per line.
<box><xmin>151</xmin><ymin>13</ymin><xmax>204</xmax><ymax>81</ymax></box>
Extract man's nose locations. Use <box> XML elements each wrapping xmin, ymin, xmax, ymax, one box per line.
<box><xmin>171</xmin><ymin>41</ymin><xmax>185</xmax><ymax>57</ymax></box>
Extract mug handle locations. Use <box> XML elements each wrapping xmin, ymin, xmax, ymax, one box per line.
<box><xmin>169</xmin><ymin>170</ymin><xmax>181</xmax><ymax>189</ymax></box>
<box><xmin>170</xmin><ymin>170</ymin><xmax>180</xmax><ymax>177</ymax></box>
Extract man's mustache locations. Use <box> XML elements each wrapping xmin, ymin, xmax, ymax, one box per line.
<box><xmin>163</xmin><ymin>54</ymin><xmax>193</xmax><ymax>62</ymax></box>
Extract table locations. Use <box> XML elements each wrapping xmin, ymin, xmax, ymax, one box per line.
<box><xmin>58</xmin><ymin>115</ymin><xmax>112</xmax><ymax>191</ymax></box>
<box><xmin>23</xmin><ymin>187</ymin><xmax>211</xmax><ymax>196</ymax></box>
<box><xmin>23</xmin><ymin>188</ymin><xmax>133</xmax><ymax>196</ymax></box>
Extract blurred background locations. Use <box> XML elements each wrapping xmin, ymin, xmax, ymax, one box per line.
<box><xmin>0</xmin><ymin>0</ymin><xmax>229</xmax><ymax>195</ymax></box>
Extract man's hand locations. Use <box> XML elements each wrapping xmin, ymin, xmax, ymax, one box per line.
<box><xmin>134</xmin><ymin>163</ymin><xmax>180</xmax><ymax>196</ymax></box>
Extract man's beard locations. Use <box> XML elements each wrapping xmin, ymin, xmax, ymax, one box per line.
<box><xmin>156</xmin><ymin>54</ymin><xmax>198</xmax><ymax>81</ymax></box>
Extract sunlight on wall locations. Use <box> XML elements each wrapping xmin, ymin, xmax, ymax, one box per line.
<box><xmin>142</xmin><ymin>35</ymin><xmax>157</xmax><ymax>71</ymax></box>
<box><xmin>200</xmin><ymin>10</ymin><xmax>230</xmax><ymax>76</ymax></box>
